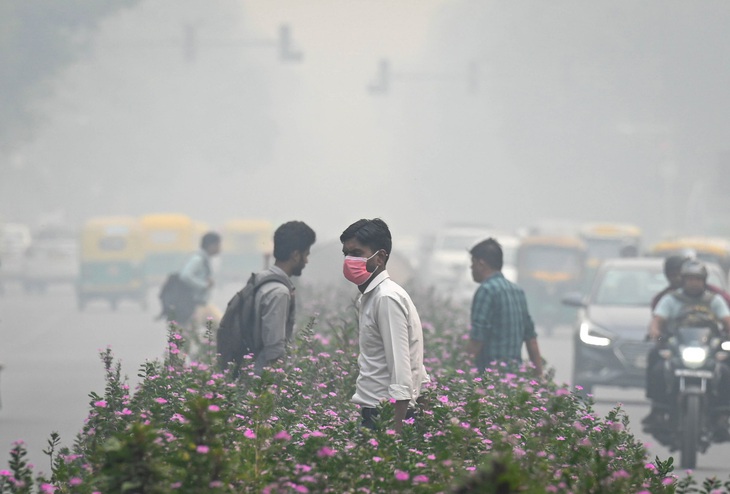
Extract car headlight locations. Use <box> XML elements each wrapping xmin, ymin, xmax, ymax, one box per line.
<box><xmin>579</xmin><ymin>321</ymin><xmax>612</xmax><ymax>347</ymax></box>
<box><xmin>681</xmin><ymin>347</ymin><xmax>707</xmax><ymax>368</ymax></box>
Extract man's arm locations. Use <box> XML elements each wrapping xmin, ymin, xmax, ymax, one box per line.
<box><xmin>376</xmin><ymin>296</ymin><xmax>413</xmax><ymax>434</ymax></box>
<box><xmin>721</xmin><ymin>316</ymin><xmax>730</xmax><ymax>337</ymax></box>
<box><xmin>254</xmin><ymin>286</ymin><xmax>290</xmax><ymax>373</ymax></box>
<box><xmin>525</xmin><ymin>338</ymin><xmax>543</xmax><ymax>376</ymax></box>
<box><xmin>179</xmin><ymin>255</ymin><xmax>208</xmax><ymax>290</ymax></box>
<box><xmin>648</xmin><ymin>315</ymin><xmax>665</xmax><ymax>341</ymax></box>
<box><xmin>468</xmin><ymin>286</ymin><xmax>491</xmax><ymax>366</ymax></box>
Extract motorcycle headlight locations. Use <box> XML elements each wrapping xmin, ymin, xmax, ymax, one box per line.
<box><xmin>681</xmin><ymin>347</ymin><xmax>707</xmax><ymax>368</ymax></box>
<box><xmin>579</xmin><ymin>321</ymin><xmax>612</xmax><ymax>347</ymax></box>
<box><xmin>722</xmin><ymin>341</ymin><xmax>730</xmax><ymax>352</ymax></box>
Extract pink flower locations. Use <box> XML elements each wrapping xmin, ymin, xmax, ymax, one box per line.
<box><xmin>244</xmin><ymin>429</ymin><xmax>256</xmax><ymax>439</ymax></box>
<box><xmin>154</xmin><ymin>398</ymin><xmax>168</xmax><ymax>404</ymax></box>
<box><xmin>437</xmin><ymin>395</ymin><xmax>449</xmax><ymax>404</ymax></box>
<box><xmin>94</xmin><ymin>400</ymin><xmax>107</xmax><ymax>408</ymax></box>
<box><xmin>413</xmin><ymin>475</ymin><xmax>429</xmax><ymax>483</ymax></box>
<box><xmin>394</xmin><ymin>470</ymin><xmax>410</xmax><ymax>481</ymax></box>
<box><xmin>373</xmin><ymin>456</ymin><xmax>382</xmax><ymax>462</ymax></box>
<box><xmin>317</xmin><ymin>446</ymin><xmax>336</xmax><ymax>458</ymax></box>
<box><xmin>196</xmin><ymin>445</ymin><xmax>209</xmax><ymax>454</ymax></box>
<box><xmin>274</xmin><ymin>430</ymin><xmax>291</xmax><ymax>441</ymax></box>
<box><xmin>208</xmin><ymin>405</ymin><xmax>220</xmax><ymax>412</ymax></box>
<box><xmin>0</xmin><ymin>470</ymin><xmax>11</xmax><ymax>477</ymax></box>
<box><xmin>69</xmin><ymin>478</ymin><xmax>83</xmax><ymax>486</ymax></box>
<box><xmin>40</xmin><ymin>484</ymin><xmax>56</xmax><ymax>493</ymax></box>
<box><xmin>368</xmin><ymin>438</ymin><xmax>379</xmax><ymax>447</ymax></box>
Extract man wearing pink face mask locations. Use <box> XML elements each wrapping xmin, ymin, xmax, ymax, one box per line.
<box><xmin>340</xmin><ymin>218</ymin><xmax>429</xmax><ymax>434</ymax></box>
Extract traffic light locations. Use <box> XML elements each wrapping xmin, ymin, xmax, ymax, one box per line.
<box><xmin>278</xmin><ymin>24</ymin><xmax>303</xmax><ymax>62</ymax></box>
<box><xmin>183</xmin><ymin>23</ymin><xmax>196</xmax><ymax>63</ymax></box>
<box><xmin>368</xmin><ymin>59</ymin><xmax>390</xmax><ymax>94</ymax></box>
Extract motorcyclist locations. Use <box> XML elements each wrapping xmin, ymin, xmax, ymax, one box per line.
<box><xmin>651</xmin><ymin>254</ymin><xmax>730</xmax><ymax>311</ymax></box>
<box><xmin>643</xmin><ymin>259</ymin><xmax>730</xmax><ymax>441</ymax></box>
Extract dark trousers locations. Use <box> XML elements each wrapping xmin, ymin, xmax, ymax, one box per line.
<box><xmin>360</xmin><ymin>406</ymin><xmax>416</xmax><ymax>430</ymax></box>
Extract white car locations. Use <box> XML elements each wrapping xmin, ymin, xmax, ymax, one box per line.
<box><xmin>424</xmin><ymin>226</ymin><xmax>520</xmax><ymax>302</ymax></box>
<box><xmin>22</xmin><ymin>230</ymin><xmax>79</xmax><ymax>292</ymax></box>
<box><xmin>0</xmin><ymin>223</ymin><xmax>32</xmax><ymax>282</ymax></box>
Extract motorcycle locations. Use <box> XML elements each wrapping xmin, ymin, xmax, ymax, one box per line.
<box><xmin>649</xmin><ymin>323</ymin><xmax>730</xmax><ymax>469</ymax></box>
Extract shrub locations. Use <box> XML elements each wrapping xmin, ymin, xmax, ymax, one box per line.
<box><xmin>1</xmin><ymin>284</ymin><xmax>727</xmax><ymax>493</ymax></box>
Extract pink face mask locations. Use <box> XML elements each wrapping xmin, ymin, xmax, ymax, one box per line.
<box><xmin>343</xmin><ymin>251</ymin><xmax>379</xmax><ymax>285</ymax></box>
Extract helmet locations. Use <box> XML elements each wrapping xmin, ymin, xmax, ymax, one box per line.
<box><xmin>680</xmin><ymin>259</ymin><xmax>708</xmax><ymax>280</ymax></box>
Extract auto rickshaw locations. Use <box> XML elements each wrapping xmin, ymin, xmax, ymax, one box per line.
<box><xmin>219</xmin><ymin>219</ymin><xmax>273</xmax><ymax>283</ymax></box>
<box><xmin>139</xmin><ymin>213</ymin><xmax>197</xmax><ymax>285</ymax></box>
<box><xmin>648</xmin><ymin>236</ymin><xmax>730</xmax><ymax>275</ymax></box>
<box><xmin>579</xmin><ymin>222</ymin><xmax>642</xmax><ymax>285</ymax></box>
<box><xmin>516</xmin><ymin>235</ymin><xmax>587</xmax><ymax>335</ymax></box>
<box><xmin>77</xmin><ymin>216</ymin><xmax>147</xmax><ymax>310</ymax></box>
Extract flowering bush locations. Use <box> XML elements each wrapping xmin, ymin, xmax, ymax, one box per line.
<box><xmin>1</xmin><ymin>284</ymin><xmax>729</xmax><ymax>493</ymax></box>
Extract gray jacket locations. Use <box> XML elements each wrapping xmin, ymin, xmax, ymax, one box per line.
<box><xmin>253</xmin><ymin>265</ymin><xmax>295</xmax><ymax>373</ymax></box>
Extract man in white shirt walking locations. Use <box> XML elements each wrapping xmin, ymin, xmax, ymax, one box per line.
<box><xmin>340</xmin><ymin>218</ymin><xmax>428</xmax><ymax>433</ymax></box>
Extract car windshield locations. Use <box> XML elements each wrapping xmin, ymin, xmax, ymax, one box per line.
<box><xmin>584</xmin><ymin>238</ymin><xmax>625</xmax><ymax>260</ymax></box>
<box><xmin>519</xmin><ymin>247</ymin><xmax>582</xmax><ymax>275</ymax></box>
<box><xmin>593</xmin><ymin>268</ymin><xmax>666</xmax><ymax>306</ymax></box>
<box><xmin>593</xmin><ymin>265</ymin><xmax>726</xmax><ymax>306</ymax></box>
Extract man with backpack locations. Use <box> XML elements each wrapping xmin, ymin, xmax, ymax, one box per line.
<box><xmin>217</xmin><ymin>221</ymin><xmax>315</xmax><ymax>376</ymax></box>
<box><xmin>179</xmin><ymin>231</ymin><xmax>222</xmax><ymax>328</ymax></box>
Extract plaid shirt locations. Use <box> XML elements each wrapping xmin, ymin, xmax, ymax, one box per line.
<box><xmin>470</xmin><ymin>272</ymin><xmax>537</xmax><ymax>371</ymax></box>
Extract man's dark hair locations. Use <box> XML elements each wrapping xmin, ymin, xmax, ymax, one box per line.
<box><xmin>273</xmin><ymin>221</ymin><xmax>316</xmax><ymax>262</ymax></box>
<box><xmin>470</xmin><ymin>238</ymin><xmax>503</xmax><ymax>271</ymax></box>
<box><xmin>340</xmin><ymin>218</ymin><xmax>392</xmax><ymax>259</ymax></box>
<box><xmin>664</xmin><ymin>255</ymin><xmax>689</xmax><ymax>278</ymax></box>
<box><xmin>201</xmin><ymin>232</ymin><xmax>221</xmax><ymax>249</ymax></box>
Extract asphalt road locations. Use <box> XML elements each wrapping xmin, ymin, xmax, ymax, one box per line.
<box><xmin>1</xmin><ymin>284</ymin><xmax>728</xmax><ymax>482</ymax></box>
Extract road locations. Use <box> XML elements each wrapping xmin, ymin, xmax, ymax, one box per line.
<box><xmin>1</xmin><ymin>285</ymin><xmax>728</xmax><ymax>482</ymax></box>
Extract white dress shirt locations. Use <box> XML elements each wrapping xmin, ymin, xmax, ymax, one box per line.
<box><xmin>352</xmin><ymin>270</ymin><xmax>429</xmax><ymax>408</ymax></box>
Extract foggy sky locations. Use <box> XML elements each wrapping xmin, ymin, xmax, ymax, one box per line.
<box><xmin>3</xmin><ymin>0</ymin><xmax>729</xmax><ymax>244</ymax></box>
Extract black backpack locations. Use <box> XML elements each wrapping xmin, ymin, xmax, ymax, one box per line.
<box><xmin>217</xmin><ymin>271</ymin><xmax>289</xmax><ymax>376</ymax></box>
<box><xmin>158</xmin><ymin>273</ymin><xmax>196</xmax><ymax>325</ymax></box>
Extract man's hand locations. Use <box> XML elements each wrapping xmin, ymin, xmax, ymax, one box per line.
<box><xmin>393</xmin><ymin>400</ymin><xmax>409</xmax><ymax>435</ymax></box>
<box><xmin>648</xmin><ymin>315</ymin><xmax>664</xmax><ymax>342</ymax></box>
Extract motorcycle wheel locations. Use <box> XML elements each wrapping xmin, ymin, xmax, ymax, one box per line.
<box><xmin>680</xmin><ymin>395</ymin><xmax>700</xmax><ymax>470</ymax></box>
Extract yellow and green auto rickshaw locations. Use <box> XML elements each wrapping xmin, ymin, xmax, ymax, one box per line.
<box><xmin>648</xmin><ymin>236</ymin><xmax>730</xmax><ymax>275</ymax></box>
<box><xmin>579</xmin><ymin>222</ymin><xmax>642</xmax><ymax>285</ymax></box>
<box><xmin>76</xmin><ymin>216</ymin><xmax>147</xmax><ymax>310</ymax></box>
<box><xmin>516</xmin><ymin>235</ymin><xmax>587</xmax><ymax>335</ymax></box>
<box><xmin>219</xmin><ymin>219</ymin><xmax>273</xmax><ymax>283</ymax></box>
<box><xmin>139</xmin><ymin>213</ymin><xmax>197</xmax><ymax>285</ymax></box>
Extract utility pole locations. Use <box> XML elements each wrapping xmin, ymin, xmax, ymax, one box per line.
<box><xmin>367</xmin><ymin>58</ymin><xmax>478</xmax><ymax>95</ymax></box>
<box><xmin>181</xmin><ymin>22</ymin><xmax>303</xmax><ymax>64</ymax></box>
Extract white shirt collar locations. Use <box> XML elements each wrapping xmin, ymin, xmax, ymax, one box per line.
<box><xmin>362</xmin><ymin>270</ymin><xmax>390</xmax><ymax>295</ymax></box>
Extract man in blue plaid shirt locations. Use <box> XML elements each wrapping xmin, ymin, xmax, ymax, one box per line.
<box><xmin>467</xmin><ymin>238</ymin><xmax>543</xmax><ymax>376</ymax></box>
